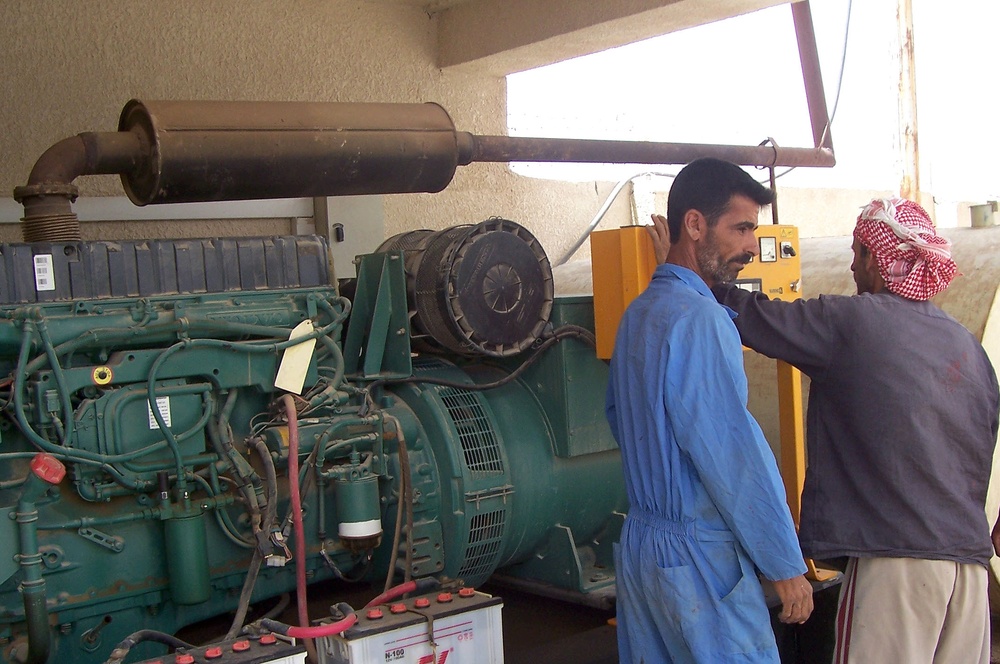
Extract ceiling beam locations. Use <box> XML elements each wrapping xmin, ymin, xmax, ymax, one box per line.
<box><xmin>437</xmin><ymin>0</ymin><xmax>791</xmax><ymax>75</ymax></box>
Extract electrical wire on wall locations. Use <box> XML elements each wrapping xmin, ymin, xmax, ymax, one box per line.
<box><xmin>554</xmin><ymin>171</ymin><xmax>676</xmax><ymax>266</ymax></box>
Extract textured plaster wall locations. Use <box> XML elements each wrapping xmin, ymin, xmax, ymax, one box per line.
<box><xmin>0</xmin><ymin>0</ymin><xmax>631</xmax><ymax>262</ymax></box>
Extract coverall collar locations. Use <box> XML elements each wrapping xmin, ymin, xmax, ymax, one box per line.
<box><xmin>656</xmin><ymin>262</ymin><xmax>739</xmax><ymax>320</ymax></box>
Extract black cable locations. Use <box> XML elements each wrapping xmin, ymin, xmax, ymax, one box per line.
<box><xmin>360</xmin><ymin>325</ymin><xmax>596</xmax><ymax>415</ymax></box>
<box><xmin>261</xmin><ymin>593</ymin><xmax>291</xmax><ymax>621</ymax></box>
<box><xmin>250</xmin><ymin>438</ymin><xmax>279</xmax><ymax>534</ymax></box>
<box><xmin>103</xmin><ymin>630</ymin><xmax>194</xmax><ymax>664</ymax></box>
<box><xmin>324</xmin><ymin>549</ymin><xmax>374</xmax><ymax>583</ymax></box>
<box><xmin>224</xmin><ymin>438</ymin><xmax>277</xmax><ymax>640</ymax></box>
<box><xmin>225</xmin><ymin>548</ymin><xmax>264</xmax><ymax>640</ymax></box>
<box><xmin>382</xmin><ymin>420</ymin><xmax>408</xmax><ymax>593</ymax></box>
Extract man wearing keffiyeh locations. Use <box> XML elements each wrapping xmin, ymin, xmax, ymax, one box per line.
<box><xmin>689</xmin><ymin>193</ymin><xmax>1000</xmax><ymax>664</ymax></box>
<box><xmin>851</xmin><ymin>197</ymin><xmax>958</xmax><ymax>300</ymax></box>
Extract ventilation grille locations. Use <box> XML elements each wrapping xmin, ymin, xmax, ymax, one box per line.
<box><xmin>412</xmin><ymin>357</ymin><xmax>450</xmax><ymax>373</ymax></box>
<box><xmin>458</xmin><ymin>509</ymin><xmax>506</xmax><ymax>584</ymax></box>
<box><xmin>440</xmin><ymin>388</ymin><xmax>503</xmax><ymax>475</ymax></box>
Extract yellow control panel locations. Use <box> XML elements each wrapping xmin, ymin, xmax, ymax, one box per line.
<box><xmin>589</xmin><ymin>224</ymin><xmax>801</xmax><ymax>359</ymax></box>
<box><xmin>733</xmin><ymin>225</ymin><xmax>801</xmax><ymax>302</ymax></box>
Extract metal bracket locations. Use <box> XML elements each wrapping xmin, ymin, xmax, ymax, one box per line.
<box><xmin>78</xmin><ymin>527</ymin><xmax>124</xmax><ymax>553</ymax></box>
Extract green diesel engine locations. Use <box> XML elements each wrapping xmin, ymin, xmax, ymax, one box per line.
<box><xmin>0</xmin><ymin>224</ymin><xmax>625</xmax><ymax>663</ymax></box>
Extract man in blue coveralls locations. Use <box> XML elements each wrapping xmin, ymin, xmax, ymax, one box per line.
<box><xmin>606</xmin><ymin>157</ymin><xmax>813</xmax><ymax>663</ymax></box>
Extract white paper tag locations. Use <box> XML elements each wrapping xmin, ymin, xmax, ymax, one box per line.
<box><xmin>147</xmin><ymin>396</ymin><xmax>172</xmax><ymax>429</ymax></box>
<box><xmin>274</xmin><ymin>320</ymin><xmax>316</xmax><ymax>395</ymax></box>
<box><xmin>33</xmin><ymin>254</ymin><xmax>56</xmax><ymax>292</ymax></box>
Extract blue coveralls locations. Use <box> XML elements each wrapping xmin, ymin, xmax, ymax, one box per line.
<box><xmin>606</xmin><ymin>264</ymin><xmax>806</xmax><ymax>663</ymax></box>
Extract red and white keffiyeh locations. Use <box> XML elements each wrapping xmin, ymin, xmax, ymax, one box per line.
<box><xmin>853</xmin><ymin>197</ymin><xmax>957</xmax><ymax>301</ymax></box>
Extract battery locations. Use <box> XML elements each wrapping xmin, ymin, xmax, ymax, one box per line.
<box><xmin>317</xmin><ymin>589</ymin><xmax>503</xmax><ymax>664</ymax></box>
<box><xmin>128</xmin><ymin>634</ymin><xmax>306</xmax><ymax>664</ymax></box>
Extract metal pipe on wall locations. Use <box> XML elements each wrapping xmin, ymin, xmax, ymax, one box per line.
<box><xmin>13</xmin><ymin>1</ymin><xmax>835</xmax><ymax>244</ymax></box>
<box><xmin>14</xmin><ymin>98</ymin><xmax>835</xmax><ymax>244</ymax></box>
<box><xmin>464</xmin><ymin>134</ymin><xmax>833</xmax><ymax>169</ymax></box>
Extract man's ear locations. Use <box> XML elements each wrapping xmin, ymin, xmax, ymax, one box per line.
<box><xmin>862</xmin><ymin>248</ymin><xmax>879</xmax><ymax>276</ymax></box>
<box><xmin>682</xmin><ymin>209</ymin><xmax>704</xmax><ymax>241</ymax></box>
<box><xmin>865</xmin><ymin>251</ymin><xmax>886</xmax><ymax>292</ymax></box>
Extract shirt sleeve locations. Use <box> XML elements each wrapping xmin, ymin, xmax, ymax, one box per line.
<box><xmin>712</xmin><ymin>284</ymin><xmax>839</xmax><ymax>378</ymax></box>
<box><xmin>665</xmin><ymin>306</ymin><xmax>806</xmax><ymax>582</ymax></box>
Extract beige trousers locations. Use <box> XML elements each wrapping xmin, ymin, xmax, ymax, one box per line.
<box><xmin>833</xmin><ymin>556</ymin><xmax>989</xmax><ymax>664</ymax></box>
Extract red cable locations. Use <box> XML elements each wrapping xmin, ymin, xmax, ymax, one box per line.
<box><xmin>285</xmin><ymin>613</ymin><xmax>358</xmax><ymax>639</ymax></box>
<box><xmin>364</xmin><ymin>580</ymin><xmax>418</xmax><ymax>608</ymax></box>
<box><xmin>282</xmin><ymin>394</ymin><xmax>315</xmax><ymax>660</ymax></box>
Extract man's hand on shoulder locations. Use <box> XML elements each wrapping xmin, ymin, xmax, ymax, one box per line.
<box><xmin>647</xmin><ymin>214</ymin><xmax>669</xmax><ymax>265</ymax></box>
<box><xmin>773</xmin><ymin>574</ymin><xmax>814</xmax><ymax>624</ymax></box>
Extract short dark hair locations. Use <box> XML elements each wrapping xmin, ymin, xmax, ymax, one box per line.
<box><xmin>666</xmin><ymin>158</ymin><xmax>775</xmax><ymax>242</ymax></box>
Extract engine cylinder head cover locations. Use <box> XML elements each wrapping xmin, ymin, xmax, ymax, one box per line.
<box><xmin>379</xmin><ymin>218</ymin><xmax>553</xmax><ymax>357</ymax></box>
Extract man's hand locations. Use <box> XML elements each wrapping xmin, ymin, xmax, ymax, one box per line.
<box><xmin>772</xmin><ymin>575</ymin><xmax>814</xmax><ymax>624</ymax></box>
<box><xmin>992</xmin><ymin>514</ymin><xmax>1000</xmax><ymax>556</ymax></box>
<box><xmin>646</xmin><ymin>213</ymin><xmax>670</xmax><ymax>265</ymax></box>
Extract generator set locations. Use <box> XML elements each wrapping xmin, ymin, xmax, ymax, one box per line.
<box><xmin>0</xmin><ymin>98</ymin><xmax>833</xmax><ymax>664</ymax></box>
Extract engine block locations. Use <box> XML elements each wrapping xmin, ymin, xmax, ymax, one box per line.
<box><xmin>0</xmin><ymin>234</ymin><xmax>625</xmax><ymax>663</ymax></box>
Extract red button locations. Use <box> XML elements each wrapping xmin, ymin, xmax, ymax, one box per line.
<box><xmin>390</xmin><ymin>603</ymin><xmax>407</xmax><ymax>614</ymax></box>
<box><xmin>233</xmin><ymin>640</ymin><xmax>251</xmax><ymax>652</ymax></box>
<box><xmin>437</xmin><ymin>592</ymin><xmax>453</xmax><ymax>603</ymax></box>
<box><xmin>367</xmin><ymin>608</ymin><xmax>384</xmax><ymax>620</ymax></box>
<box><xmin>175</xmin><ymin>655</ymin><xmax>195</xmax><ymax>664</ymax></box>
<box><xmin>458</xmin><ymin>587</ymin><xmax>476</xmax><ymax>598</ymax></box>
<box><xmin>414</xmin><ymin>598</ymin><xmax>431</xmax><ymax>608</ymax></box>
<box><xmin>205</xmin><ymin>646</ymin><xmax>223</xmax><ymax>659</ymax></box>
<box><xmin>260</xmin><ymin>634</ymin><xmax>277</xmax><ymax>645</ymax></box>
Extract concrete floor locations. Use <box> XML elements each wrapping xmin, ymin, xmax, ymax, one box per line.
<box><xmin>483</xmin><ymin>583</ymin><xmax>618</xmax><ymax>664</ymax></box>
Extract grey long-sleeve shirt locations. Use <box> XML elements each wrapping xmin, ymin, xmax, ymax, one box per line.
<box><xmin>713</xmin><ymin>285</ymin><xmax>999</xmax><ymax>566</ymax></box>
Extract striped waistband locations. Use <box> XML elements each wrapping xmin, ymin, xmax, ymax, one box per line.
<box><xmin>627</xmin><ymin>508</ymin><xmax>736</xmax><ymax>542</ymax></box>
